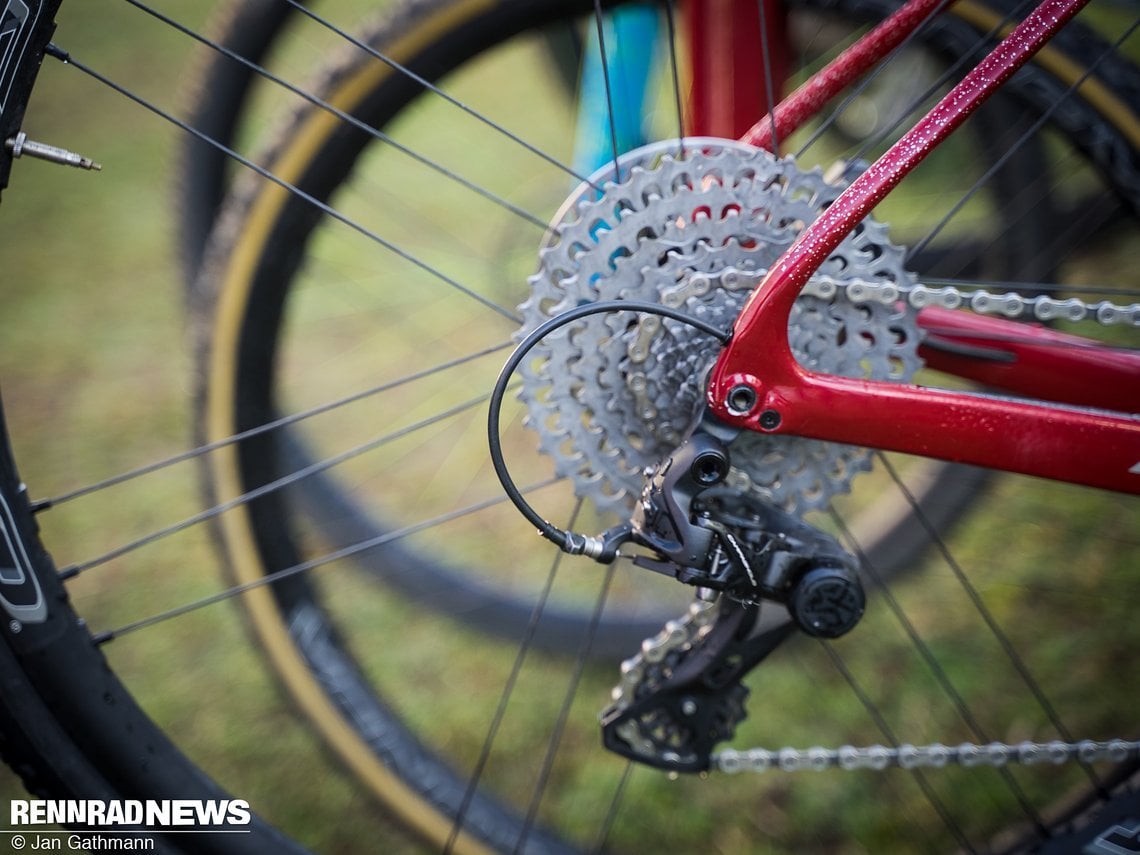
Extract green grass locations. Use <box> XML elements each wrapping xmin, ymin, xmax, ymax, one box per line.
<box><xmin>0</xmin><ymin>1</ymin><xmax>1136</xmax><ymax>854</ymax></box>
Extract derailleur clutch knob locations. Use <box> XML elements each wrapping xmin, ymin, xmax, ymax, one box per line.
<box><xmin>788</xmin><ymin>564</ymin><xmax>866</xmax><ymax>638</ymax></box>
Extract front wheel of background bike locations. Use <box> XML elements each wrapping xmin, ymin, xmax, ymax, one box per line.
<box><xmin>190</xmin><ymin>0</ymin><xmax>1140</xmax><ymax>851</ymax></box>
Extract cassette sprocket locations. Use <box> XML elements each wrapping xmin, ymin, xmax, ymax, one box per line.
<box><xmin>519</xmin><ymin>139</ymin><xmax>921</xmax><ymax>518</ymax></box>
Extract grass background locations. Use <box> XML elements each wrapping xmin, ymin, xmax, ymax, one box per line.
<box><xmin>0</xmin><ymin>1</ymin><xmax>1135</xmax><ymax>853</ymax></box>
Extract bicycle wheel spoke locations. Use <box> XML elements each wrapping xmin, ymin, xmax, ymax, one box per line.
<box><xmin>662</xmin><ymin>0</ymin><xmax>687</xmax><ymax>156</ymax></box>
<box><xmin>858</xmin><ymin>0</ymin><xmax>1035</xmax><ymax>162</ymax></box>
<box><xmin>518</xmin><ymin>558</ymin><xmax>618</xmax><ymax>852</ymax></box>
<box><xmin>280</xmin><ymin>0</ymin><xmax>596</xmax><ymax>190</ymax></box>
<box><xmin>828</xmin><ymin>504</ymin><xmax>1049</xmax><ymax>830</ymax></box>
<box><xmin>54</xmin><ymin>50</ymin><xmax>525</xmax><ymax>325</ymax></box>
<box><xmin>42</xmin><ymin>342</ymin><xmax>511</xmax><ymax>508</ymax></box>
<box><xmin>816</xmin><ymin>637</ymin><xmax>980</xmax><ymax>853</ymax></box>
<box><xmin>907</xmin><ymin>17</ymin><xmax>1140</xmax><ymax>264</ymax></box>
<box><xmin>123</xmin><ymin>0</ymin><xmax>550</xmax><ymax>232</ymax></box>
<box><xmin>589</xmin><ymin>0</ymin><xmax>626</xmax><ymax>182</ymax></box>
<box><xmin>446</xmin><ymin>501</ymin><xmax>584</xmax><ymax>855</ymax></box>
<box><xmin>591</xmin><ymin>760</ymin><xmax>634</xmax><ymax>854</ymax></box>
<box><xmin>60</xmin><ymin>390</ymin><xmax>499</xmax><ymax>578</ymax></box>
<box><xmin>793</xmin><ymin>0</ymin><xmax>991</xmax><ymax>160</ymax></box>
<box><xmin>756</xmin><ymin>0</ymin><xmax>784</xmax><ymax>152</ymax></box>
<box><xmin>873</xmin><ymin>453</ymin><xmax>1104</xmax><ymax>790</ymax></box>
<box><xmin>91</xmin><ymin>475</ymin><xmax>565</xmax><ymax>645</ymax></box>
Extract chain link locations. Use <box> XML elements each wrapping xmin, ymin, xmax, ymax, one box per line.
<box><xmin>799</xmin><ymin>274</ymin><xmax>1140</xmax><ymax>326</ymax></box>
<box><xmin>681</xmin><ymin>264</ymin><xmax>1140</xmax><ymax>325</ymax></box>
<box><xmin>714</xmin><ymin>739</ymin><xmax>1140</xmax><ymax>774</ymax></box>
<box><xmin>694</xmin><ymin>265</ymin><xmax>1140</xmax><ymax>324</ymax></box>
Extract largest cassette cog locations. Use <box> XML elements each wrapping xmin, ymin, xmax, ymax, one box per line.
<box><xmin>519</xmin><ymin>139</ymin><xmax>921</xmax><ymax>518</ymax></box>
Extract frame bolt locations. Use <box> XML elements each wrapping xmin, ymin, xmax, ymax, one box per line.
<box><xmin>759</xmin><ymin>409</ymin><xmax>782</xmax><ymax>430</ymax></box>
<box><xmin>690</xmin><ymin>448</ymin><xmax>730</xmax><ymax>486</ymax></box>
<box><xmin>725</xmin><ymin>384</ymin><xmax>758</xmax><ymax>416</ymax></box>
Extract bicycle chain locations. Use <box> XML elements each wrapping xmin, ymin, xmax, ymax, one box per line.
<box><xmin>609</xmin><ymin>593</ymin><xmax>1140</xmax><ymax>774</ymax></box>
<box><xmin>714</xmin><ymin>738</ymin><xmax>1140</xmax><ymax>774</ymax></box>
<box><xmin>611</xmin><ymin>261</ymin><xmax>1137</xmax><ymax>772</ymax></box>
<box><xmin>541</xmin><ymin>144</ymin><xmax>1137</xmax><ymax>772</ymax></box>
<box><xmin>674</xmin><ymin>267</ymin><xmax>1140</xmax><ymax>326</ymax></box>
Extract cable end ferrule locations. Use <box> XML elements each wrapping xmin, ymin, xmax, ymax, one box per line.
<box><xmin>560</xmin><ymin>525</ymin><xmax>633</xmax><ymax>563</ymax></box>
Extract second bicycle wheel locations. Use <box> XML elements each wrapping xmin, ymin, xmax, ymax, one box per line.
<box><xmin>193</xmin><ymin>0</ymin><xmax>1140</xmax><ymax>851</ymax></box>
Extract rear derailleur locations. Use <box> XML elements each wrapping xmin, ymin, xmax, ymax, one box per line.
<box><xmin>595</xmin><ymin>418</ymin><xmax>866</xmax><ymax>772</ymax></box>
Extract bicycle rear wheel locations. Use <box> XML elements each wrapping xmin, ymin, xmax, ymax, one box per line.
<box><xmin>192</xmin><ymin>0</ymin><xmax>1140</xmax><ymax>850</ymax></box>
<box><xmin>184</xmin><ymin>0</ymin><xmax>1019</xmax><ymax>657</ymax></box>
<box><xmin>0</xmin><ymin>0</ymin><xmax>1136</xmax><ymax>853</ymax></box>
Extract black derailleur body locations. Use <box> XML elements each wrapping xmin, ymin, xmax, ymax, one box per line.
<box><xmin>588</xmin><ymin>419</ymin><xmax>861</xmax><ymax>775</ymax></box>
<box><xmin>595</xmin><ymin>418</ymin><xmax>867</xmax><ymax>773</ymax></box>
<box><xmin>628</xmin><ymin>423</ymin><xmax>866</xmax><ymax>640</ymax></box>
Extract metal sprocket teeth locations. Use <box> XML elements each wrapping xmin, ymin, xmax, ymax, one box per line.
<box><xmin>518</xmin><ymin>138</ymin><xmax>921</xmax><ymax>518</ymax></box>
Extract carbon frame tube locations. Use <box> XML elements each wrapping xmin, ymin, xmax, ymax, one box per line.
<box><xmin>704</xmin><ymin>0</ymin><xmax>1140</xmax><ymax>495</ymax></box>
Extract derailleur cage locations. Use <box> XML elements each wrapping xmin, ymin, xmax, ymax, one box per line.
<box><xmin>600</xmin><ymin>598</ymin><xmax>792</xmax><ymax>773</ymax></box>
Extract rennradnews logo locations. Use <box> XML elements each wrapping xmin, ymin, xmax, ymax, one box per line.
<box><xmin>10</xmin><ymin>800</ymin><xmax>251</xmax><ymax>827</ymax></box>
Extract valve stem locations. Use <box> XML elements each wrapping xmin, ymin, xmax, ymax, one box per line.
<box><xmin>5</xmin><ymin>132</ymin><xmax>101</xmax><ymax>171</ymax></box>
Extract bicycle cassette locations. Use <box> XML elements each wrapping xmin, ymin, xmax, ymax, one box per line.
<box><xmin>517</xmin><ymin>138</ymin><xmax>922</xmax><ymax>519</ymax></box>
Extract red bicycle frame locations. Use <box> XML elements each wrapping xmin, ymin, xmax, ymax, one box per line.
<box><xmin>685</xmin><ymin>0</ymin><xmax>1140</xmax><ymax>494</ymax></box>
